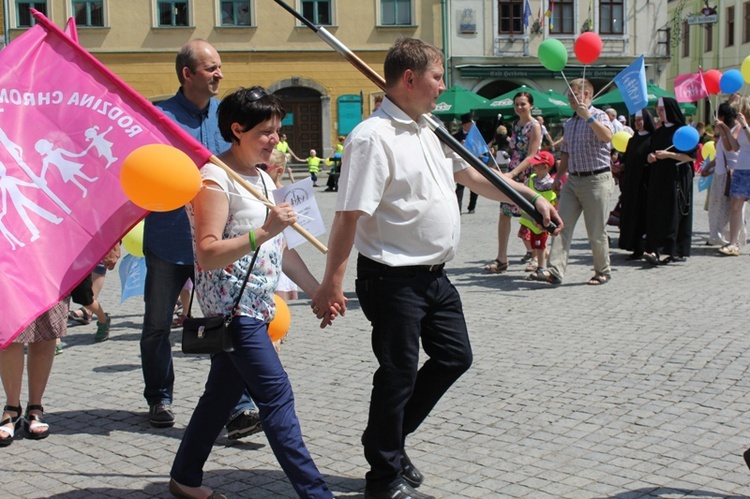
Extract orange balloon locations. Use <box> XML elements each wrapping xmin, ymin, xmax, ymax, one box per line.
<box><xmin>269</xmin><ymin>294</ymin><xmax>291</xmax><ymax>342</ymax></box>
<box><xmin>120</xmin><ymin>144</ymin><xmax>202</xmax><ymax>212</ymax></box>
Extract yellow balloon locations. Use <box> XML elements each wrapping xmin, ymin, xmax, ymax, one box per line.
<box><xmin>120</xmin><ymin>144</ymin><xmax>202</xmax><ymax>212</ymax></box>
<box><xmin>742</xmin><ymin>55</ymin><xmax>750</xmax><ymax>84</ymax></box>
<box><xmin>268</xmin><ymin>295</ymin><xmax>291</xmax><ymax>342</ymax></box>
<box><xmin>122</xmin><ymin>221</ymin><xmax>145</xmax><ymax>257</ymax></box>
<box><xmin>702</xmin><ymin>140</ymin><xmax>716</xmax><ymax>161</ymax></box>
<box><xmin>612</xmin><ymin>131</ymin><xmax>632</xmax><ymax>153</ymax></box>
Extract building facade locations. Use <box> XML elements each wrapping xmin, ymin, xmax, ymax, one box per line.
<box><xmin>446</xmin><ymin>0</ymin><xmax>670</xmax><ymax>122</ymax></box>
<box><xmin>667</xmin><ymin>0</ymin><xmax>750</xmax><ymax>122</ymax></box>
<box><xmin>1</xmin><ymin>0</ymin><xmax>444</xmax><ymax>156</ymax></box>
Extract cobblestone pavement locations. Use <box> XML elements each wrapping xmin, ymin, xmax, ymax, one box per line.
<box><xmin>4</xmin><ymin>179</ymin><xmax>750</xmax><ymax>498</ymax></box>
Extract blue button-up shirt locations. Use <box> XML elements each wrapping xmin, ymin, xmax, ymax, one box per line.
<box><xmin>144</xmin><ymin>89</ymin><xmax>230</xmax><ymax>264</ymax></box>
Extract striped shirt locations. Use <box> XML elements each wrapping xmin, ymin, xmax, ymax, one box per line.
<box><xmin>560</xmin><ymin>106</ymin><xmax>614</xmax><ymax>174</ymax></box>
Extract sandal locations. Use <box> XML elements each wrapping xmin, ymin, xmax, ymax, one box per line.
<box><xmin>528</xmin><ymin>269</ymin><xmax>562</xmax><ymax>285</ymax></box>
<box><xmin>643</xmin><ymin>252</ymin><xmax>660</xmax><ymax>265</ymax></box>
<box><xmin>24</xmin><ymin>404</ymin><xmax>50</xmax><ymax>440</ymax></box>
<box><xmin>524</xmin><ymin>257</ymin><xmax>538</xmax><ymax>272</ymax></box>
<box><xmin>520</xmin><ymin>251</ymin><xmax>533</xmax><ymax>263</ymax></box>
<box><xmin>483</xmin><ymin>259</ymin><xmax>509</xmax><ymax>273</ymax></box>
<box><xmin>718</xmin><ymin>244</ymin><xmax>740</xmax><ymax>256</ymax></box>
<box><xmin>68</xmin><ymin>307</ymin><xmax>92</xmax><ymax>325</ymax></box>
<box><xmin>0</xmin><ymin>405</ymin><xmax>23</xmax><ymax>447</ymax></box>
<box><xmin>587</xmin><ymin>274</ymin><xmax>610</xmax><ymax>285</ymax></box>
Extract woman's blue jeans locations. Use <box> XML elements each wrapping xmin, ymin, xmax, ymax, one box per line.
<box><xmin>170</xmin><ymin>316</ymin><xmax>332</xmax><ymax>498</ymax></box>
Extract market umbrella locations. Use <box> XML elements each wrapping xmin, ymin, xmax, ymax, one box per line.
<box><xmin>473</xmin><ymin>85</ymin><xmax>574</xmax><ymax>120</ymax></box>
<box><xmin>432</xmin><ymin>86</ymin><xmax>489</xmax><ymax>121</ymax></box>
<box><xmin>592</xmin><ymin>82</ymin><xmax>697</xmax><ymax>116</ymax></box>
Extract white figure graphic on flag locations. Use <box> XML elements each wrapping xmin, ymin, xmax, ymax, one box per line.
<box><xmin>36</xmin><ymin>137</ymin><xmax>99</xmax><ymax>197</ymax></box>
<box><xmin>0</xmin><ymin>159</ymin><xmax>63</xmax><ymax>243</ymax></box>
<box><xmin>0</xmin><ymin>127</ymin><xmax>71</xmax><ymax>214</ymax></box>
<box><xmin>83</xmin><ymin>125</ymin><xmax>118</xmax><ymax>168</ymax></box>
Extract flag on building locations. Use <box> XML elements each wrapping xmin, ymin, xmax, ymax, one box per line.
<box><xmin>0</xmin><ymin>11</ymin><xmax>213</xmax><ymax>348</ymax></box>
<box><xmin>524</xmin><ymin>0</ymin><xmax>532</xmax><ymax>29</ymax></box>
<box><xmin>674</xmin><ymin>69</ymin><xmax>709</xmax><ymax>103</ymax></box>
<box><xmin>546</xmin><ymin>2</ymin><xmax>554</xmax><ymax>30</ymax></box>
<box><xmin>613</xmin><ymin>55</ymin><xmax>648</xmax><ymax>114</ymax></box>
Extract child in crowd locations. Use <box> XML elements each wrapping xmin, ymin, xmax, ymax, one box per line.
<box><xmin>305</xmin><ymin>149</ymin><xmax>321</xmax><ymax>187</ymax></box>
<box><xmin>520</xmin><ymin>151</ymin><xmax>557</xmax><ymax>280</ymax></box>
<box><xmin>261</xmin><ymin>150</ymin><xmax>299</xmax><ymax>352</ymax></box>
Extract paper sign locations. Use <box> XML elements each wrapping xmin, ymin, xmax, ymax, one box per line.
<box><xmin>272</xmin><ymin>177</ymin><xmax>326</xmax><ymax>250</ymax></box>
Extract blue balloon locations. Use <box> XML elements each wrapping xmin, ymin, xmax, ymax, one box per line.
<box><xmin>720</xmin><ymin>69</ymin><xmax>744</xmax><ymax>94</ymax></box>
<box><xmin>673</xmin><ymin>126</ymin><xmax>699</xmax><ymax>152</ymax></box>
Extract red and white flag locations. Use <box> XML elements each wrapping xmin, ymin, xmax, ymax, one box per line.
<box><xmin>0</xmin><ymin>11</ymin><xmax>212</xmax><ymax>348</ymax></box>
<box><xmin>674</xmin><ymin>69</ymin><xmax>709</xmax><ymax>103</ymax></box>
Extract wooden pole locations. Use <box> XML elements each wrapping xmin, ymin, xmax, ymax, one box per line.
<box><xmin>209</xmin><ymin>155</ymin><xmax>328</xmax><ymax>254</ymax></box>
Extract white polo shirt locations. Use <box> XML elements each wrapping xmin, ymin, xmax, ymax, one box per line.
<box><xmin>336</xmin><ymin>97</ymin><xmax>465</xmax><ymax>267</ymax></box>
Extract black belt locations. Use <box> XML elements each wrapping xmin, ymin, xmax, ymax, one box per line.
<box><xmin>357</xmin><ymin>254</ymin><xmax>445</xmax><ymax>274</ymax></box>
<box><xmin>568</xmin><ymin>167</ymin><xmax>611</xmax><ymax>177</ymax></box>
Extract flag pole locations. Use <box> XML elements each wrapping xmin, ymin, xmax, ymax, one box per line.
<box><xmin>591</xmin><ymin>80</ymin><xmax>614</xmax><ymax>101</ymax></box>
<box><xmin>272</xmin><ymin>0</ymin><xmax>556</xmax><ymax>233</ymax></box>
<box><xmin>209</xmin><ymin>155</ymin><xmax>328</xmax><ymax>254</ymax></box>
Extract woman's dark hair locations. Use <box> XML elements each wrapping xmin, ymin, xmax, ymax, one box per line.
<box><xmin>717</xmin><ymin>102</ymin><xmax>737</xmax><ymax>127</ymax></box>
<box><xmin>218</xmin><ymin>86</ymin><xmax>286</xmax><ymax>144</ymax></box>
<box><xmin>514</xmin><ymin>91</ymin><xmax>534</xmax><ymax>106</ymax></box>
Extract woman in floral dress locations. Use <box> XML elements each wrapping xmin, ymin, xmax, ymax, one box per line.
<box><xmin>484</xmin><ymin>91</ymin><xmax>542</xmax><ymax>272</ymax></box>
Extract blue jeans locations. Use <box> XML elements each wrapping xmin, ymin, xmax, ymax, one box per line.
<box><xmin>171</xmin><ymin>316</ymin><xmax>332</xmax><ymax>498</ymax></box>
<box><xmin>355</xmin><ymin>255</ymin><xmax>473</xmax><ymax>491</ymax></box>
<box><xmin>140</xmin><ymin>251</ymin><xmax>256</xmax><ymax>418</ymax></box>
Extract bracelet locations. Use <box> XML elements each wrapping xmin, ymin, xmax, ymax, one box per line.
<box><xmin>249</xmin><ymin>230</ymin><xmax>257</xmax><ymax>252</ymax></box>
<box><xmin>744</xmin><ymin>125</ymin><xmax>749</xmax><ymax>130</ymax></box>
<box><xmin>586</xmin><ymin>116</ymin><xmax>595</xmax><ymax>124</ymax></box>
<box><xmin>531</xmin><ymin>193</ymin><xmax>541</xmax><ymax>205</ymax></box>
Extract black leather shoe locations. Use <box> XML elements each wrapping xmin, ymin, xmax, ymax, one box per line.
<box><xmin>364</xmin><ymin>482</ymin><xmax>434</xmax><ymax>499</ymax></box>
<box><xmin>400</xmin><ymin>451</ymin><xmax>424</xmax><ymax>488</ymax></box>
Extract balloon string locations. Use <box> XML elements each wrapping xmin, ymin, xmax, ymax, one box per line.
<box><xmin>201</xmin><ymin>184</ymin><xmax>315</xmax><ymax>221</ymax></box>
<box><xmin>560</xmin><ymin>71</ymin><xmax>579</xmax><ymax>105</ymax></box>
<box><xmin>582</xmin><ymin>65</ymin><xmax>586</xmax><ymax>87</ymax></box>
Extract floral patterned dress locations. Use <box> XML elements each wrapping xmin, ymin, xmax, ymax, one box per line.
<box><xmin>187</xmin><ymin>163</ymin><xmax>284</xmax><ymax>324</ymax></box>
<box><xmin>501</xmin><ymin>119</ymin><xmax>537</xmax><ymax>217</ymax></box>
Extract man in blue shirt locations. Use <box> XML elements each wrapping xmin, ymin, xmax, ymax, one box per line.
<box><xmin>142</xmin><ymin>40</ymin><xmax>261</xmax><ymax>437</ymax></box>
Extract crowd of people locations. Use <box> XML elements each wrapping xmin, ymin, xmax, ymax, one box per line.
<box><xmin>456</xmin><ymin>82</ymin><xmax>750</xmax><ymax>283</ymax></box>
<box><xmin>2</xmin><ymin>32</ymin><xmax>749</xmax><ymax>499</ymax></box>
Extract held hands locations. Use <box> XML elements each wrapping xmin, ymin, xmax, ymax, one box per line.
<box><xmin>310</xmin><ymin>283</ymin><xmax>348</xmax><ymax>329</ymax></box>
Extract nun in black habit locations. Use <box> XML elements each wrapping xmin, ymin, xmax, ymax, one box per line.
<box><xmin>643</xmin><ymin>97</ymin><xmax>697</xmax><ymax>265</ymax></box>
<box><xmin>618</xmin><ymin>109</ymin><xmax>655</xmax><ymax>259</ymax></box>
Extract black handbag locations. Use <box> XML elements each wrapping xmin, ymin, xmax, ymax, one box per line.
<box><xmin>182</xmin><ymin>314</ymin><xmax>235</xmax><ymax>354</ymax></box>
<box><xmin>181</xmin><ymin>246</ymin><xmax>261</xmax><ymax>354</ymax></box>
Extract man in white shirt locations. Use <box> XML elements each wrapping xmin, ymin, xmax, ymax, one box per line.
<box><xmin>310</xmin><ymin>37</ymin><xmax>560</xmax><ymax>499</ymax></box>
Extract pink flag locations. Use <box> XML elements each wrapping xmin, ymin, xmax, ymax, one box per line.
<box><xmin>64</xmin><ymin>16</ymin><xmax>78</xmax><ymax>42</ymax></box>
<box><xmin>674</xmin><ymin>69</ymin><xmax>709</xmax><ymax>103</ymax></box>
<box><xmin>0</xmin><ymin>10</ymin><xmax>212</xmax><ymax>348</ymax></box>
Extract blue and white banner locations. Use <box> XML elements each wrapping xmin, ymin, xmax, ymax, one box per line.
<box><xmin>613</xmin><ymin>55</ymin><xmax>648</xmax><ymax>114</ymax></box>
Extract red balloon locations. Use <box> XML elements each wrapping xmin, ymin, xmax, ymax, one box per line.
<box><xmin>574</xmin><ymin>32</ymin><xmax>603</xmax><ymax>65</ymax></box>
<box><xmin>703</xmin><ymin>69</ymin><xmax>722</xmax><ymax>95</ymax></box>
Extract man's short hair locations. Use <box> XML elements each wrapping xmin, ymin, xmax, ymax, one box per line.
<box><xmin>568</xmin><ymin>78</ymin><xmax>593</xmax><ymax>98</ymax></box>
<box><xmin>175</xmin><ymin>39</ymin><xmax>209</xmax><ymax>85</ymax></box>
<box><xmin>384</xmin><ymin>37</ymin><xmax>444</xmax><ymax>88</ymax></box>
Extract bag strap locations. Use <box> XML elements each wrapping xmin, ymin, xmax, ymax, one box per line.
<box><xmin>187</xmin><ymin>173</ymin><xmax>270</xmax><ymax>324</ymax></box>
